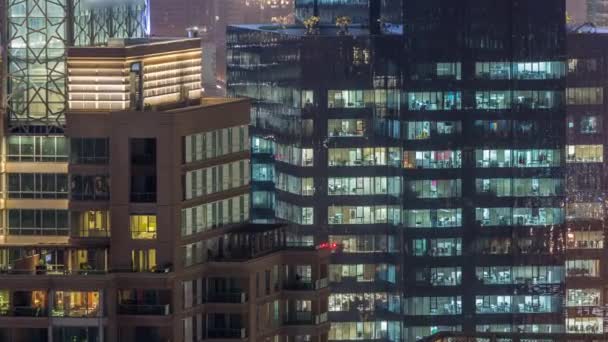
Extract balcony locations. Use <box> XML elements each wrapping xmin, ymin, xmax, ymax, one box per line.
<box><xmin>130</xmin><ymin>192</ymin><xmax>156</xmax><ymax>203</ymax></box>
<box><xmin>284</xmin><ymin>311</ymin><xmax>314</xmax><ymax>325</ymax></box>
<box><xmin>284</xmin><ymin>280</ymin><xmax>314</xmax><ymax>291</ymax></box>
<box><xmin>284</xmin><ymin>312</ymin><xmax>329</xmax><ymax>326</ymax></box>
<box><xmin>118</xmin><ymin>304</ymin><xmax>170</xmax><ymax>316</ymax></box>
<box><xmin>206</xmin><ymin>292</ymin><xmax>247</xmax><ymax>304</ymax></box>
<box><xmin>207</xmin><ymin>328</ymin><xmax>247</xmax><ymax>339</ymax></box>
<box><xmin>13</xmin><ymin>306</ymin><xmax>48</xmax><ymax>317</ymax></box>
<box><xmin>283</xmin><ymin>278</ymin><xmax>329</xmax><ymax>291</ymax></box>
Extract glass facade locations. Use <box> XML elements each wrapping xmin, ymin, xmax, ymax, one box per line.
<box><xmin>229</xmin><ymin>0</ymin><xmax>567</xmax><ymax>340</ymax></box>
<box><xmin>6</xmin><ymin>0</ymin><xmax>149</xmax><ymax>130</ymax></box>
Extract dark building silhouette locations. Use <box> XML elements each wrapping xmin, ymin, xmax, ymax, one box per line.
<box><xmin>228</xmin><ymin>0</ymin><xmax>570</xmax><ymax>340</ymax></box>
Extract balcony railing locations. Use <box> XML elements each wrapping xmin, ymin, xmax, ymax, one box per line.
<box><xmin>130</xmin><ymin>192</ymin><xmax>157</xmax><ymax>203</ymax></box>
<box><xmin>0</xmin><ymin>268</ymin><xmax>107</xmax><ymax>276</ymax></box>
<box><xmin>315</xmin><ymin>312</ymin><xmax>328</xmax><ymax>324</ymax></box>
<box><xmin>283</xmin><ymin>280</ymin><xmax>314</xmax><ymax>290</ymax></box>
<box><xmin>51</xmin><ymin>307</ymin><xmax>100</xmax><ymax>318</ymax></box>
<box><xmin>315</xmin><ymin>278</ymin><xmax>329</xmax><ymax>289</ymax></box>
<box><xmin>207</xmin><ymin>328</ymin><xmax>247</xmax><ymax>339</ymax></box>
<box><xmin>285</xmin><ymin>312</ymin><xmax>328</xmax><ymax>325</ymax></box>
<box><xmin>118</xmin><ymin>304</ymin><xmax>170</xmax><ymax>316</ymax></box>
<box><xmin>285</xmin><ymin>311</ymin><xmax>313</xmax><ymax>325</ymax></box>
<box><xmin>206</xmin><ymin>292</ymin><xmax>247</xmax><ymax>304</ymax></box>
<box><xmin>284</xmin><ymin>278</ymin><xmax>329</xmax><ymax>291</ymax></box>
<box><xmin>13</xmin><ymin>306</ymin><xmax>47</xmax><ymax>317</ymax></box>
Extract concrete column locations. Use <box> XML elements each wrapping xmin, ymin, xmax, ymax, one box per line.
<box><xmin>99</xmin><ymin>289</ymin><xmax>105</xmax><ymax>342</ymax></box>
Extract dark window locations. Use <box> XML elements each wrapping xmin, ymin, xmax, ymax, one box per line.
<box><xmin>70</xmin><ymin>138</ymin><xmax>109</xmax><ymax>164</ymax></box>
<box><xmin>71</xmin><ymin>175</ymin><xmax>110</xmax><ymax>201</ymax></box>
<box><xmin>130</xmin><ymin>138</ymin><xmax>157</xmax><ymax>202</ymax></box>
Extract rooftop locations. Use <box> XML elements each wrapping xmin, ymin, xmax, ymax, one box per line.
<box><xmin>68</xmin><ymin>37</ymin><xmax>201</xmax><ymax>58</ymax></box>
<box><xmin>230</xmin><ymin>23</ymin><xmax>403</xmax><ymax>37</ymax></box>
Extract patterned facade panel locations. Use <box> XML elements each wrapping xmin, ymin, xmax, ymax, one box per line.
<box><xmin>6</xmin><ymin>0</ymin><xmax>68</xmax><ymax>129</ymax></box>
<box><xmin>72</xmin><ymin>0</ymin><xmax>149</xmax><ymax>47</ymax></box>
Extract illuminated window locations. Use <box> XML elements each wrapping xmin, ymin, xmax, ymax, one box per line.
<box><xmin>0</xmin><ymin>290</ymin><xmax>8</xmax><ymax>315</ymax></box>
<box><xmin>566</xmin><ymin>289</ymin><xmax>600</xmax><ymax>307</ymax></box>
<box><xmin>79</xmin><ymin>211</ymin><xmax>110</xmax><ymax>237</ymax></box>
<box><xmin>567</xmin><ymin>87</ymin><xmax>603</xmax><ymax>105</ymax></box>
<box><xmin>130</xmin><ymin>215</ymin><xmax>157</xmax><ymax>239</ymax></box>
<box><xmin>567</xmin><ymin>145</ymin><xmax>603</xmax><ymax>163</ymax></box>
<box><xmin>52</xmin><ymin>291</ymin><xmax>99</xmax><ymax>317</ymax></box>
<box><xmin>131</xmin><ymin>249</ymin><xmax>157</xmax><ymax>272</ymax></box>
<box><xmin>567</xmin><ymin>317</ymin><xmax>603</xmax><ymax>334</ymax></box>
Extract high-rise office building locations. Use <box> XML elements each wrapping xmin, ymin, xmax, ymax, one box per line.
<box><xmin>567</xmin><ymin>0</ymin><xmax>587</xmax><ymax>24</ymax></box>
<box><xmin>150</xmin><ymin>0</ymin><xmax>295</xmax><ymax>96</ymax></box>
<box><xmin>228</xmin><ymin>17</ymin><xmax>404</xmax><ymax>342</ymax></box>
<box><xmin>228</xmin><ymin>0</ymin><xmax>568</xmax><ymax>340</ymax></box>
<box><xmin>587</xmin><ymin>0</ymin><xmax>608</xmax><ymax>25</ymax></box>
<box><xmin>294</xmin><ymin>0</ymin><xmax>402</xmax><ymax>25</ymax></box>
<box><xmin>0</xmin><ymin>1</ymin><xmax>332</xmax><ymax>341</ymax></box>
<box><xmin>564</xmin><ymin>26</ymin><xmax>608</xmax><ymax>335</ymax></box>
<box><xmin>403</xmin><ymin>0</ymin><xmax>566</xmax><ymax>338</ymax></box>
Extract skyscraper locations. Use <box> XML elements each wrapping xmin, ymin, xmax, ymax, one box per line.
<box><xmin>403</xmin><ymin>0</ymin><xmax>566</xmax><ymax>337</ymax></box>
<box><xmin>294</xmin><ymin>0</ymin><xmax>402</xmax><ymax>25</ymax></box>
<box><xmin>228</xmin><ymin>0</ymin><xmax>568</xmax><ymax>340</ymax></box>
<box><xmin>587</xmin><ymin>0</ymin><xmax>608</xmax><ymax>25</ymax></box>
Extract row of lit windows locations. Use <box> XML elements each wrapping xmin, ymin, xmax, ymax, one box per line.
<box><xmin>329</xmin><ymin>321</ymin><xmax>401</xmax><ymax>342</ymax></box>
<box><xmin>327</xmin><ymin>89</ymin><xmax>400</xmax><ymax>110</ymax></box>
<box><xmin>7</xmin><ymin>136</ymin><xmax>68</xmax><ymax>162</ymax></box>
<box><xmin>476</xmin><ymin>178</ymin><xmax>563</xmax><ymax>197</ymax></box>
<box><xmin>475</xmin><ymin>61</ymin><xmax>565</xmax><ymax>80</ymax></box>
<box><xmin>568</xmin><ymin>115</ymin><xmax>601</xmax><ymax>134</ymax></box>
<box><xmin>403</xmin><ymin>296</ymin><xmax>462</xmax><ymax>315</ymax></box>
<box><xmin>329</xmin><ymin>264</ymin><xmax>397</xmax><ymax>284</ymax></box>
<box><xmin>415</xmin><ymin>267</ymin><xmax>462</xmax><ymax>286</ymax></box>
<box><xmin>328</xmin><ymin>206</ymin><xmax>402</xmax><ymax>225</ymax></box>
<box><xmin>324</xmin><ymin>88</ymin><xmax>565</xmax><ymax>111</ymax></box>
<box><xmin>0</xmin><ymin>290</ymin><xmax>100</xmax><ymax>318</ymax></box>
<box><xmin>567</xmin><ymin>87</ymin><xmax>603</xmax><ymax>105</ymax></box>
<box><xmin>275</xmin><ymin>143</ymin><xmax>314</xmax><ymax>167</ymax></box>
<box><xmin>269</xmin><ymin>146</ymin><xmax>567</xmax><ymax>172</ymax></box>
<box><xmin>566</xmin><ymin>259</ymin><xmax>600</xmax><ymax>278</ymax></box>
<box><xmin>328</xmin><ymin>176</ymin><xmax>401</xmax><ymax>196</ymax></box>
<box><xmin>275</xmin><ymin>200</ymin><xmax>313</xmax><ymax>225</ymax></box>
<box><xmin>329</xmin><ymin>235</ymin><xmax>399</xmax><ymax>254</ymax></box>
<box><xmin>183</xmin><ymin>125</ymin><xmax>248</xmax><ymax>163</ymax></box>
<box><xmin>411</xmin><ymin>238</ymin><xmax>461</xmax><ymax>257</ymax></box>
<box><xmin>566</xmin><ymin>145</ymin><xmax>603</xmax><ymax>163</ymax></box>
<box><xmin>476</xmin><ymin>266</ymin><xmax>564</xmax><ymax>285</ymax></box>
<box><xmin>476</xmin><ymin>207</ymin><xmax>563</xmax><ymax>226</ymax></box>
<box><xmin>406</xmin><ymin>179</ymin><xmax>461</xmax><ymax>199</ymax></box>
<box><xmin>329</xmin><ymin>293</ymin><xmax>401</xmax><ymax>313</ymax></box>
<box><xmin>184</xmin><ymin>159</ymin><xmax>249</xmax><ymax>200</ymax></box>
<box><xmin>475</xmin><ymin>149</ymin><xmax>561</xmax><ymax>168</ymax></box>
<box><xmin>476</xmin><ymin>324</ymin><xmax>563</xmax><ymax>334</ymax></box>
<box><xmin>328</xmin><ymin>147</ymin><xmax>401</xmax><ymax>167</ymax></box>
<box><xmin>275</xmin><ymin>172</ymin><xmax>314</xmax><ymax>196</ymax></box>
<box><xmin>404</xmin><ymin>119</ymin><xmax>561</xmax><ymax>140</ymax></box>
<box><xmin>181</xmin><ymin>194</ymin><xmax>249</xmax><ymax>237</ymax></box>
<box><xmin>475</xmin><ymin>295</ymin><xmax>561</xmax><ymax>314</ymax></box>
